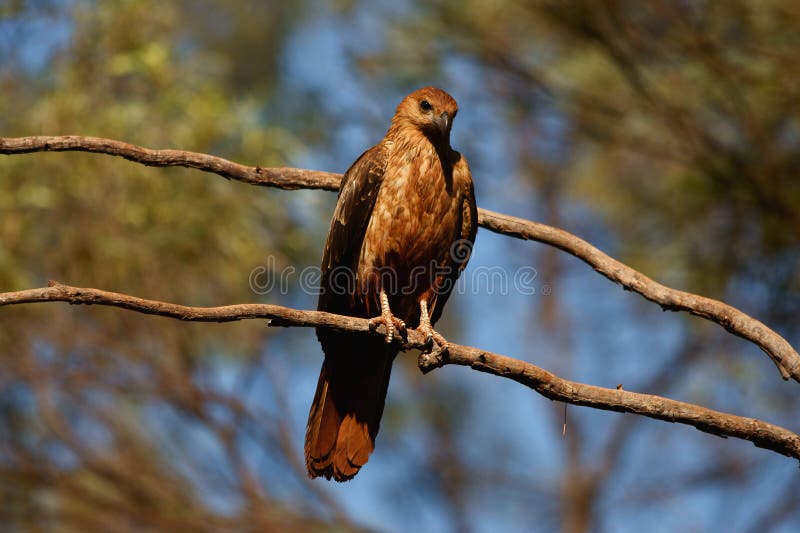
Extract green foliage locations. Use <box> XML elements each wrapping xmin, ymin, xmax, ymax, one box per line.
<box><xmin>1</xmin><ymin>2</ymin><xmax>334</xmax><ymax>530</ymax></box>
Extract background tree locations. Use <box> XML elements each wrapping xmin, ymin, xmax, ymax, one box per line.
<box><xmin>1</xmin><ymin>1</ymin><xmax>798</xmax><ymax>532</ymax></box>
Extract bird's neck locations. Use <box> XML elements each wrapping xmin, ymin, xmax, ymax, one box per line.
<box><xmin>387</xmin><ymin>123</ymin><xmax>451</xmax><ymax>155</ymax></box>
<box><xmin>386</xmin><ymin>124</ymin><xmax>455</xmax><ymax>183</ymax></box>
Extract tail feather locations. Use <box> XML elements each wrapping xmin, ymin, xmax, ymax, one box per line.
<box><xmin>305</xmin><ymin>334</ymin><xmax>395</xmax><ymax>481</ymax></box>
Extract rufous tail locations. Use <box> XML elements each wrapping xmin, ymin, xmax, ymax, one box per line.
<box><xmin>304</xmin><ymin>336</ymin><xmax>396</xmax><ymax>481</ymax></box>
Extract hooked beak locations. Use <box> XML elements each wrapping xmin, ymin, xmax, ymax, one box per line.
<box><xmin>433</xmin><ymin>112</ymin><xmax>451</xmax><ymax>135</ymax></box>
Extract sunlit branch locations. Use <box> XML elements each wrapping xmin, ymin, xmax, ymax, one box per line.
<box><xmin>1</xmin><ymin>134</ymin><xmax>797</xmax><ymax>382</ymax></box>
<box><xmin>1</xmin><ymin>281</ymin><xmax>799</xmax><ymax>462</ymax></box>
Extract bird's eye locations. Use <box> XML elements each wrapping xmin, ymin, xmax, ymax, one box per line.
<box><xmin>419</xmin><ymin>100</ymin><xmax>432</xmax><ymax>112</ymax></box>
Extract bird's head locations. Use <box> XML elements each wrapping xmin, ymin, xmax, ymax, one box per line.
<box><xmin>392</xmin><ymin>87</ymin><xmax>459</xmax><ymax>144</ymax></box>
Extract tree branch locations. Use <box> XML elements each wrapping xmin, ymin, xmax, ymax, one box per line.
<box><xmin>1</xmin><ymin>281</ymin><xmax>798</xmax><ymax>461</ymax></box>
<box><xmin>2</xmin><ymin>135</ymin><xmax>797</xmax><ymax>382</ymax></box>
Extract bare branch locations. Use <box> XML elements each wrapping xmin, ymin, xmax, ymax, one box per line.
<box><xmin>2</xmin><ymin>135</ymin><xmax>798</xmax><ymax>381</ymax></box>
<box><xmin>0</xmin><ymin>134</ymin><xmax>342</xmax><ymax>191</ymax></box>
<box><xmin>478</xmin><ymin>209</ymin><xmax>800</xmax><ymax>382</ymax></box>
<box><xmin>2</xmin><ymin>281</ymin><xmax>799</xmax><ymax>461</ymax></box>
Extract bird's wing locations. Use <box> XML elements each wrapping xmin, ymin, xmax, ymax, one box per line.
<box><xmin>308</xmin><ymin>142</ymin><xmax>394</xmax><ymax>481</ymax></box>
<box><xmin>431</xmin><ymin>151</ymin><xmax>478</xmax><ymax>325</ymax></box>
<box><xmin>318</xmin><ymin>142</ymin><xmax>389</xmax><ymax>314</ymax></box>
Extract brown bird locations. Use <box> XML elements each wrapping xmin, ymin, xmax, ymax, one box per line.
<box><xmin>305</xmin><ymin>87</ymin><xmax>477</xmax><ymax>481</ymax></box>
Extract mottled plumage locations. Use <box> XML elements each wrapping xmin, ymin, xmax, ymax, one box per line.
<box><xmin>305</xmin><ymin>87</ymin><xmax>477</xmax><ymax>481</ymax></box>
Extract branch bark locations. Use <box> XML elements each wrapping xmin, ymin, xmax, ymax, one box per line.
<box><xmin>2</xmin><ymin>135</ymin><xmax>797</xmax><ymax>382</ymax></box>
<box><xmin>1</xmin><ymin>281</ymin><xmax>798</xmax><ymax>462</ymax></box>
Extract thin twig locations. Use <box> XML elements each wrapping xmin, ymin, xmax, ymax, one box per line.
<box><xmin>1</xmin><ymin>281</ymin><xmax>799</xmax><ymax>461</ymax></box>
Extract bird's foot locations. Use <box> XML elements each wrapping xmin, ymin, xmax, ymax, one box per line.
<box><xmin>368</xmin><ymin>290</ymin><xmax>406</xmax><ymax>343</ymax></box>
<box><xmin>419</xmin><ymin>323</ymin><xmax>449</xmax><ymax>351</ymax></box>
<box><xmin>418</xmin><ymin>299</ymin><xmax>449</xmax><ymax>353</ymax></box>
<box><xmin>368</xmin><ymin>314</ymin><xmax>407</xmax><ymax>344</ymax></box>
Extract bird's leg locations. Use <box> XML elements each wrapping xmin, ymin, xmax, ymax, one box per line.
<box><xmin>418</xmin><ymin>299</ymin><xmax>448</xmax><ymax>351</ymax></box>
<box><xmin>368</xmin><ymin>289</ymin><xmax>406</xmax><ymax>343</ymax></box>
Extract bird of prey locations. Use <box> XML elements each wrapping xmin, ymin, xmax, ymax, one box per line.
<box><xmin>305</xmin><ymin>87</ymin><xmax>477</xmax><ymax>481</ymax></box>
